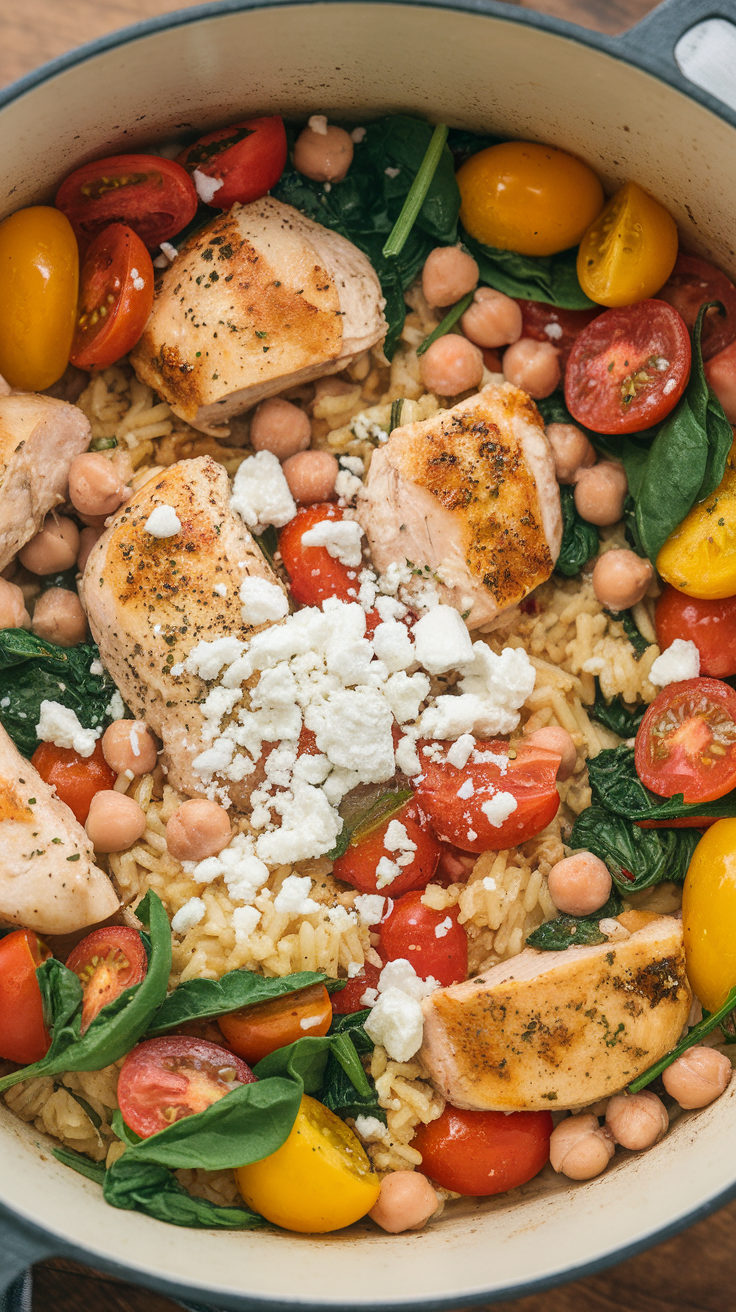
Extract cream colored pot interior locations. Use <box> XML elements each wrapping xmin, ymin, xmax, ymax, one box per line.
<box><xmin>2</xmin><ymin>5</ymin><xmax>736</xmax><ymax>1306</ymax></box>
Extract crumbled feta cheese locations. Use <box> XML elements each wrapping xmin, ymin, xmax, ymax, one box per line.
<box><xmin>300</xmin><ymin>519</ymin><xmax>365</xmax><ymax>568</ymax></box>
<box><xmin>354</xmin><ymin>1115</ymin><xmax>389</xmax><ymax>1142</ymax></box>
<box><xmin>335</xmin><ymin>469</ymin><xmax>362</xmax><ymax>502</ymax></box>
<box><xmin>385</xmin><ymin>166</ymin><xmax>401</xmax><ymax>178</ymax></box>
<box><xmin>375</xmin><ymin>594</ymin><xmax>407</xmax><ymax>622</ymax></box>
<box><xmin>480</xmin><ymin>791</ymin><xmax>518</xmax><ymax>827</ymax></box>
<box><xmin>482</xmin><ymin>876</ymin><xmax>497</xmax><ymax>892</ymax></box>
<box><xmin>382</xmin><ymin>671</ymin><xmax>429</xmax><ymax>724</ymax></box>
<box><xmin>308</xmin><ymin>685</ymin><xmax>395</xmax><ymax>782</ymax></box>
<box><xmin>89</xmin><ymin>659</ymin><xmax>104</xmax><ymax>676</ymax></box>
<box><xmin>160</xmin><ymin>241</ymin><xmax>178</xmax><ymax>262</ymax></box>
<box><xmin>395</xmin><ymin>733</ymin><xmax>422</xmax><ymax>777</ymax></box>
<box><xmin>544</xmin><ymin>322</ymin><xmax>563</xmax><ymax>340</ymax></box>
<box><xmin>456</xmin><ymin>778</ymin><xmax>474</xmax><ymax>800</ymax></box>
<box><xmin>384</xmin><ymin>819</ymin><xmax>417</xmax><ymax>858</ymax></box>
<box><xmin>663</xmin><ymin>377</ymin><xmax>678</xmax><ymax>395</ymax></box>
<box><xmin>360</xmin><ymin>987</ymin><xmax>379</xmax><ymax>1007</ymax></box>
<box><xmin>273</xmin><ymin>874</ymin><xmax>320</xmax><ymax>915</ymax></box>
<box><xmin>376</xmin><ymin>856</ymin><xmax>402</xmax><ymax>888</ymax></box>
<box><xmin>434</xmin><ymin>916</ymin><xmax>453</xmax><ymax>939</ymax></box>
<box><xmin>351</xmin><ymin>126</ymin><xmax>366</xmax><ymax>143</ymax></box>
<box><xmin>214</xmin><ymin>583</ymin><xmax>227</xmax><ymax>597</ymax></box>
<box><xmin>308</xmin><ymin>114</ymin><xmax>328</xmax><ymax>134</ymax></box>
<box><xmin>36</xmin><ymin>701</ymin><xmax>101</xmax><ymax>758</ymax></box>
<box><xmin>192</xmin><ymin>169</ymin><xmax>224</xmax><ymax>204</ymax></box>
<box><xmin>144</xmin><ymin>504</ymin><xmax>181</xmax><ymax>538</ymax></box>
<box><xmin>364</xmin><ymin>988</ymin><xmax>424</xmax><ymax>1061</ymax></box>
<box><xmin>446</xmin><ymin>733</ymin><xmax>475</xmax><ymax>769</ymax></box>
<box><xmin>358</xmin><ymin>569</ymin><xmax>378</xmax><ymax>611</ymax></box>
<box><xmin>413</xmin><ymin>606</ymin><xmax>474</xmax><ymax>674</ymax></box>
<box><xmin>0</xmin><ymin>697</ymin><xmax>9</xmax><ymax>709</ymax></box>
<box><xmin>354</xmin><ymin>894</ymin><xmax>386</xmax><ymax>925</ymax></box>
<box><xmin>232</xmin><ymin>905</ymin><xmax>261</xmax><ymax>943</ymax></box>
<box><xmin>256</xmin><ymin>783</ymin><xmax>342</xmax><ymax>864</ymax></box>
<box><xmin>171</xmin><ymin>897</ymin><xmax>206</xmax><ymax>933</ymax></box>
<box><xmin>377</xmin><ymin>958</ymin><xmax>439</xmax><ymax>1000</ymax></box>
<box><xmin>378</xmin><ymin>561</ymin><xmax>413</xmax><ymax>595</ymax></box>
<box><xmin>184</xmin><ymin>636</ymin><xmax>246</xmax><ymax>682</ymax></box>
<box><xmin>347</xmin><ymin>961</ymin><xmax>364</xmax><ymax>977</ymax></box>
<box><xmin>106</xmin><ymin>690</ymin><xmax>126</xmax><ymax>721</ymax></box>
<box><xmin>649</xmin><ymin>638</ymin><xmax>700</xmax><ymax>687</ymax></box>
<box><xmin>371</xmin><ymin>620</ymin><xmax>414</xmax><ymax>673</ymax></box>
<box><xmin>231</xmin><ymin>451</ymin><xmax>297</xmax><ymax>534</ymax></box>
<box><xmin>239</xmin><ymin>576</ymin><xmax>289</xmax><ymax>626</ymax></box>
<box><xmin>340</xmin><ymin>456</ymin><xmax>364</xmax><ymax>476</ymax></box>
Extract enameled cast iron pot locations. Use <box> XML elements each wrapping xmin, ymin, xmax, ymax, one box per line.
<box><xmin>2</xmin><ymin>0</ymin><xmax>736</xmax><ymax>1305</ymax></box>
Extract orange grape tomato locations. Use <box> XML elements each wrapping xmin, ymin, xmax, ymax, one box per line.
<box><xmin>31</xmin><ymin>739</ymin><xmax>116</xmax><ymax>824</ymax></box>
<box><xmin>218</xmin><ymin>983</ymin><xmax>332</xmax><ymax>1064</ymax></box>
<box><xmin>0</xmin><ymin>206</ymin><xmax>78</xmax><ymax>391</ymax></box>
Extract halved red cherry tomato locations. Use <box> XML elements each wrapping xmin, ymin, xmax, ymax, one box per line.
<box><xmin>279</xmin><ymin>505</ymin><xmax>356</xmax><ymax>607</ymax></box>
<box><xmin>218</xmin><ymin>984</ymin><xmax>332</xmax><ymax>1065</ymax></box>
<box><xmin>516</xmin><ymin>300</ymin><xmax>601</xmax><ymax>368</ymax></box>
<box><xmin>331</xmin><ymin>962</ymin><xmax>381</xmax><ymax>1015</ymax></box>
<box><xmin>564</xmin><ymin>300</ymin><xmax>691</xmax><ymax>434</ymax></box>
<box><xmin>177</xmin><ymin>117</ymin><xmax>287</xmax><ymax>209</ymax></box>
<box><xmin>635</xmin><ymin>677</ymin><xmax>736</xmax><ymax>804</ymax></box>
<box><xmin>412</xmin><ymin>1106</ymin><xmax>552</xmax><ymax>1196</ymax></box>
<box><xmin>413</xmin><ymin>740</ymin><xmax>560</xmax><ymax>854</ymax></box>
<box><xmin>655</xmin><ymin>586</ymin><xmax>736</xmax><ymax>679</ymax></box>
<box><xmin>117</xmin><ymin>1036</ymin><xmax>256</xmax><ymax>1138</ymax></box>
<box><xmin>56</xmin><ymin>153</ymin><xmax>197</xmax><ymax>248</ymax></box>
<box><xmin>332</xmin><ymin>800</ymin><xmax>441</xmax><ymax>897</ymax></box>
<box><xmin>658</xmin><ymin>253</ymin><xmax>736</xmax><ymax>361</ymax></box>
<box><xmin>70</xmin><ymin>223</ymin><xmax>154</xmax><ymax>370</ymax></box>
<box><xmin>65</xmin><ymin>926</ymin><xmax>147</xmax><ymax>1033</ymax></box>
<box><xmin>31</xmin><ymin>739</ymin><xmax>116</xmax><ymax>824</ymax></box>
<box><xmin>379</xmin><ymin>891</ymin><xmax>467</xmax><ymax>987</ymax></box>
<box><xmin>0</xmin><ymin>929</ymin><xmax>51</xmax><ymax>1065</ymax></box>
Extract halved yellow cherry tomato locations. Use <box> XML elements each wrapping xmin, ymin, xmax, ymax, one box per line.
<box><xmin>235</xmin><ymin>1094</ymin><xmax>380</xmax><ymax>1232</ymax></box>
<box><xmin>577</xmin><ymin>181</ymin><xmax>678</xmax><ymax>307</ymax></box>
<box><xmin>657</xmin><ymin>440</ymin><xmax>736</xmax><ymax>599</ymax></box>
<box><xmin>0</xmin><ymin>206</ymin><xmax>78</xmax><ymax>390</ymax></box>
<box><xmin>457</xmin><ymin>141</ymin><xmax>604</xmax><ymax>257</ymax></box>
<box><xmin>682</xmin><ymin>818</ymin><xmax>736</xmax><ymax>1012</ymax></box>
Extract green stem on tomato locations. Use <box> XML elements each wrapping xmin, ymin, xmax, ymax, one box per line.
<box><xmin>382</xmin><ymin>124</ymin><xmax>449</xmax><ymax>259</ymax></box>
<box><xmin>628</xmin><ymin>985</ymin><xmax>736</xmax><ymax>1094</ymax></box>
<box><xmin>416</xmin><ymin>290</ymin><xmax>475</xmax><ymax>356</ymax></box>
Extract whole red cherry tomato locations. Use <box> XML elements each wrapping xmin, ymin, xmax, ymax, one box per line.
<box><xmin>331</xmin><ymin>962</ymin><xmax>381</xmax><ymax>1015</ymax></box>
<box><xmin>658</xmin><ymin>252</ymin><xmax>736</xmax><ymax>360</ymax></box>
<box><xmin>655</xmin><ymin>586</ymin><xmax>736</xmax><ymax>678</ymax></box>
<box><xmin>379</xmin><ymin>891</ymin><xmax>467</xmax><ymax>987</ymax></box>
<box><xmin>279</xmin><ymin>504</ymin><xmax>356</xmax><ymax>607</ymax></box>
<box><xmin>516</xmin><ymin>300</ymin><xmax>601</xmax><ymax>367</ymax></box>
<box><xmin>413</xmin><ymin>1105</ymin><xmax>552</xmax><ymax>1196</ymax></box>
<box><xmin>332</xmin><ymin>801</ymin><xmax>441</xmax><ymax>897</ymax></box>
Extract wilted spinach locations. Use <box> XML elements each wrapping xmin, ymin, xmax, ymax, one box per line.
<box><xmin>613</xmin><ymin>610</ymin><xmax>651</xmax><ymax>659</ymax></box>
<box><xmin>589</xmin><ymin>679</ymin><xmax>645</xmax><ymax>737</ymax></box>
<box><xmin>460</xmin><ymin>236</ymin><xmax>595</xmax><ymax>309</ymax></box>
<box><xmin>0</xmin><ymin>630</ymin><xmax>121</xmax><ymax>757</ymax></box>
<box><xmin>327</xmin><ymin>788</ymin><xmax>413</xmax><ymax>860</ymax></box>
<box><xmin>526</xmin><ymin>891</ymin><xmax>623</xmax><ymax>951</ymax></box>
<box><xmin>555</xmin><ymin>485</ymin><xmax>599</xmax><ymax>577</ymax></box>
<box><xmin>147</xmin><ymin>968</ymin><xmax>342</xmax><ymax>1036</ymax></box>
<box><xmin>322</xmin><ymin>1011</ymin><xmax>385</xmax><ymax>1123</ymax></box>
<box><xmin>588</xmin><ymin>745</ymin><xmax>736</xmax><ymax>824</ymax></box>
<box><xmin>570</xmin><ymin>806</ymin><xmax>699</xmax><ymax>894</ymax></box>
<box><xmin>446</xmin><ymin>127</ymin><xmax>502</xmax><ymax>166</ymax></box>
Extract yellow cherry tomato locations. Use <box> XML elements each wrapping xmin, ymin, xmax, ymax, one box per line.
<box><xmin>235</xmin><ymin>1094</ymin><xmax>380</xmax><ymax>1233</ymax></box>
<box><xmin>577</xmin><ymin>181</ymin><xmax>678</xmax><ymax>307</ymax></box>
<box><xmin>457</xmin><ymin>140</ymin><xmax>604</xmax><ymax>257</ymax></box>
<box><xmin>657</xmin><ymin>440</ymin><xmax>736</xmax><ymax>599</ymax></box>
<box><xmin>682</xmin><ymin>818</ymin><xmax>736</xmax><ymax>1011</ymax></box>
<box><xmin>0</xmin><ymin>206</ymin><xmax>78</xmax><ymax>391</ymax></box>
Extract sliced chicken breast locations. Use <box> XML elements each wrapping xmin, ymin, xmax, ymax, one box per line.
<box><xmin>0</xmin><ymin>723</ymin><xmax>119</xmax><ymax>935</ymax></box>
<box><xmin>420</xmin><ymin>916</ymin><xmax>690</xmax><ymax>1110</ymax></box>
<box><xmin>0</xmin><ymin>393</ymin><xmax>91</xmax><ymax>571</ymax></box>
<box><xmin>130</xmin><ymin>198</ymin><xmax>386</xmax><ymax>434</ymax></box>
<box><xmin>356</xmin><ymin>382</ymin><xmax>562</xmax><ymax>629</ymax></box>
<box><xmin>81</xmin><ymin>455</ymin><xmax>286</xmax><ymax>807</ymax></box>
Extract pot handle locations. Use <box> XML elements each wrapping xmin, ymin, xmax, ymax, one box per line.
<box><xmin>0</xmin><ymin>1206</ymin><xmax>58</xmax><ymax>1299</ymax></box>
<box><xmin>614</xmin><ymin>0</ymin><xmax>736</xmax><ymax>120</ymax></box>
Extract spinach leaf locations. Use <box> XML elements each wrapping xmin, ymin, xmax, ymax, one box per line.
<box><xmin>615</xmin><ymin>610</ymin><xmax>651</xmax><ymax>659</ymax></box>
<box><xmin>589</xmin><ymin>680</ymin><xmax>645</xmax><ymax>737</ymax></box>
<box><xmin>461</xmin><ymin>236</ymin><xmax>595</xmax><ymax>310</ymax></box>
<box><xmin>0</xmin><ymin>630</ymin><xmax>121</xmax><ymax>757</ymax></box>
<box><xmin>555</xmin><ymin>485</ymin><xmax>599</xmax><ymax>577</ymax></box>
<box><xmin>635</xmin><ymin>303</ymin><xmax>733</xmax><ymax>563</ymax></box>
<box><xmin>447</xmin><ymin>127</ymin><xmax>502</xmax><ymax>167</ymax></box>
<box><xmin>103</xmin><ymin>1158</ymin><xmax>266</xmax><ymax>1229</ymax></box>
<box><xmin>526</xmin><ymin>891</ymin><xmax>623</xmax><ymax>951</ymax></box>
<box><xmin>629</xmin><ymin>985</ymin><xmax>736</xmax><ymax>1093</ymax></box>
<box><xmin>272</xmin><ymin>115</ymin><xmax>460</xmax><ymax>357</ymax></box>
<box><xmin>147</xmin><ymin>968</ymin><xmax>339</xmax><ymax>1036</ymax></box>
<box><xmin>327</xmin><ymin>788</ymin><xmax>413</xmax><ymax>860</ymax></box>
<box><xmin>51</xmin><ymin>1146</ymin><xmax>107</xmax><ymax>1185</ymax></box>
<box><xmin>253</xmin><ymin>525</ymin><xmax>278</xmax><ymax>570</ymax></box>
<box><xmin>254</xmin><ymin>1028</ymin><xmax>382</xmax><ymax>1122</ymax></box>
<box><xmin>570</xmin><ymin>806</ymin><xmax>700</xmax><ymax>894</ymax></box>
<box><xmin>587</xmin><ymin>744</ymin><xmax>736</xmax><ymax>823</ymax></box>
<box><xmin>0</xmin><ymin>890</ymin><xmax>171</xmax><ymax>1093</ymax></box>
<box><xmin>322</xmin><ymin>1012</ymin><xmax>385</xmax><ymax>1123</ymax></box>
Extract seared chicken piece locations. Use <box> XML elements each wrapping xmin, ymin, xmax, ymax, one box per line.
<box><xmin>0</xmin><ymin>393</ymin><xmax>91</xmax><ymax>571</ymax></box>
<box><xmin>130</xmin><ymin>198</ymin><xmax>386</xmax><ymax>434</ymax></box>
<box><xmin>420</xmin><ymin>916</ymin><xmax>690</xmax><ymax>1110</ymax></box>
<box><xmin>82</xmin><ymin>456</ymin><xmax>286</xmax><ymax>807</ymax></box>
<box><xmin>356</xmin><ymin>383</ymin><xmax>562</xmax><ymax>629</ymax></box>
<box><xmin>0</xmin><ymin>723</ymin><xmax>119</xmax><ymax>935</ymax></box>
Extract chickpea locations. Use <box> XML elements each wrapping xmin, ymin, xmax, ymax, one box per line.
<box><xmin>592</xmin><ymin>549</ymin><xmax>654</xmax><ymax>612</ymax></box>
<box><xmin>102</xmin><ymin>719</ymin><xmax>158</xmax><ymax>776</ymax></box>
<box><xmin>605</xmin><ymin>1091</ymin><xmax>668</xmax><ymax>1150</ymax></box>
<box><xmin>547</xmin><ymin>852</ymin><xmax>612</xmax><ymax>917</ymax></box>
<box><xmin>422</xmin><ymin>247</ymin><xmax>479</xmax><ymax>309</ymax></box>
<box><xmin>250</xmin><ymin>398</ymin><xmax>311</xmax><ymax>462</ymax></box>
<box><xmin>19</xmin><ymin>515</ymin><xmax>80</xmax><ymax>575</ymax></box>
<box><xmin>460</xmin><ymin>287</ymin><xmax>522</xmax><ymax>349</ymax></box>
<box><xmin>524</xmin><ymin>726</ymin><xmax>577</xmax><ymax>781</ymax></box>
<box><xmin>85</xmin><ymin>791</ymin><xmax>147</xmax><ymax>853</ymax></box>
<box><xmin>0</xmin><ymin>578</ymin><xmax>30</xmax><ymax>630</ymax></box>
<box><xmin>502</xmin><ymin>338</ymin><xmax>560</xmax><ymax>399</ymax></box>
<box><xmin>282</xmin><ymin>450</ymin><xmax>338</xmax><ymax>504</ymax></box>
<box><xmin>369</xmin><ymin>1171</ymin><xmax>438</xmax><ymax>1233</ymax></box>
<box><xmin>166</xmin><ymin>799</ymin><xmax>232</xmax><ymax>863</ymax></box>
<box><xmin>31</xmin><ymin>588</ymin><xmax>87</xmax><ymax>647</ymax></box>
<box><xmin>293</xmin><ymin>122</ymin><xmax>354</xmax><ymax>183</ymax></box>
<box><xmin>546</xmin><ymin>422</ymin><xmax>597</xmax><ymax>484</ymax></box>
<box><xmin>420</xmin><ymin>334</ymin><xmax>484</xmax><ymax>396</ymax></box>
<box><xmin>549</xmin><ymin>1114</ymin><xmax>615</xmax><ymax>1181</ymax></box>
<box><xmin>77</xmin><ymin>527</ymin><xmax>102</xmax><ymax>574</ymax></box>
<box><xmin>68</xmin><ymin>452</ymin><xmax>127</xmax><ymax>517</ymax></box>
<box><xmin>662</xmin><ymin>1046</ymin><xmax>733</xmax><ymax>1109</ymax></box>
<box><xmin>574</xmin><ymin>461</ymin><xmax>628</xmax><ymax>527</ymax></box>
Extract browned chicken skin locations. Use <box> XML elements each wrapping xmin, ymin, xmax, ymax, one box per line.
<box><xmin>420</xmin><ymin>916</ymin><xmax>691</xmax><ymax>1110</ymax></box>
<box><xmin>356</xmin><ymin>382</ymin><xmax>562</xmax><ymax>628</ymax></box>
<box><xmin>81</xmin><ymin>456</ymin><xmax>285</xmax><ymax>806</ymax></box>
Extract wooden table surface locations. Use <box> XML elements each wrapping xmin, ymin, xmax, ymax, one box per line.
<box><xmin>3</xmin><ymin>0</ymin><xmax>733</xmax><ymax>1308</ymax></box>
